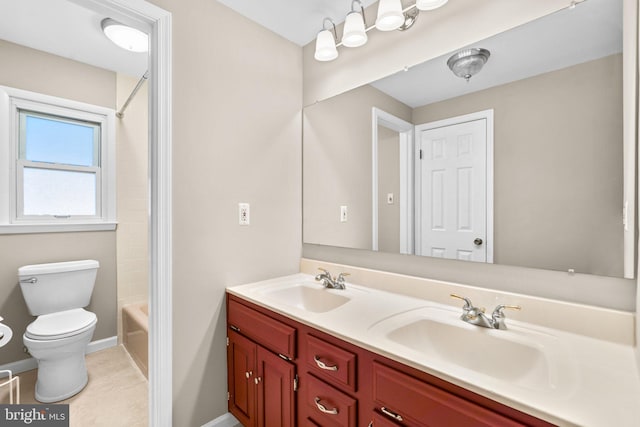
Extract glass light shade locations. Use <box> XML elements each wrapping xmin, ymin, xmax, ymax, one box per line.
<box><xmin>101</xmin><ymin>18</ymin><xmax>148</xmax><ymax>53</ymax></box>
<box><xmin>342</xmin><ymin>12</ymin><xmax>368</xmax><ymax>47</ymax></box>
<box><xmin>314</xmin><ymin>29</ymin><xmax>338</xmax><ymax>61</ymax></box>
<box><xmin>375</xmin><ymin>0</ymin><xmax>405</xmax><ymax>31</ymax></box>
<box><xmin>416</xmin><ymin>0</ymin><xmax>449</xmax><ymax>11</ymax></box>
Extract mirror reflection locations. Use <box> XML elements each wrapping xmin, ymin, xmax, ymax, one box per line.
<box><xmin>303</xmin><ymin>0</ymin><xmax>628</xmax><ymax>277</ymax></box>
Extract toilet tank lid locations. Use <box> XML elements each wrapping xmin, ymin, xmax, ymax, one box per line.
<box><xmin>19</xmin><ymin>260</ymin><xmax>100</xmax><ymax>276</ymax></box>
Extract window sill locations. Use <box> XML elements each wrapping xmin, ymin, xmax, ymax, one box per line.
<box><xmin>0</xmin><ymin>222</ymin><xmax>117</xmax><ymax>235</ymax></box>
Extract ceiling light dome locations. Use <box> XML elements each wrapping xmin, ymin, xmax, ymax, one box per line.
<box><xmin>447</xmin><ymin>48</ymin><xmax>491</xmax><ymax>81</ymax></box>
<box><xmin>416</xmin><ymin>0</ymin><xmax>449</xmax><ymax>11</ymax></box>
<box><xmin>101</xmin><ymin>18</ymin><xmax>148</xmax><ymax>53</ymax></box>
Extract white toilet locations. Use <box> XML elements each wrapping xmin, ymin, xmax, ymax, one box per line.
<box><xmin>19</xmin><ymin>260</ymin><xmax>99</xmax><ymax>403</ymax></box>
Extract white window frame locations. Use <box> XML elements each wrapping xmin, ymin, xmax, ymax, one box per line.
<box><xmin>0</xmin><ymin>86</ymin><xmax>116</xmax><ymax>234</ymax></box>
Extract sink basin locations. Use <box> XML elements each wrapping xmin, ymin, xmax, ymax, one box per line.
<box><xmin>369</xmin><ymin>306</ymin><xmax>575</xmax><ymax>394</ymax></box>
<box><xmin>261</xmin><ymin>283</ymin><xmax>351</xmax><ymax>313</ymax></box>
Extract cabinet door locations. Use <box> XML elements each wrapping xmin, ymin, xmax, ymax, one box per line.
<box><xmin>256</xmin><ymin>345</ymin><xmax>295</xmax><ymax>427</ymax></box>
<box><xmin>228</xmin><ymin>329</ymin><xmax>257</xmax><ymax>427</ymax></box>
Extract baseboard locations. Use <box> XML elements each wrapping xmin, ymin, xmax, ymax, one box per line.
<box><xmin>0</xmin><ymin>335</ymin><xmax>118</xmax><ymax>375</ymax></box>
<box><xmin>201</xmin><ymin>412</ymin><xmax>241</xmax><ymax>427</ymax></box>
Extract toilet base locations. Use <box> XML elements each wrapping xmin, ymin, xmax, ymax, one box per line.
<box><xmin>23</xmin><ymin>321</ymin><xmax>96</xmax><ymax>403</ymax></box>
<box><xmin>34</xmin><ymin>349</ymin><xmax>90</xmax><ymax>403</ymax></box>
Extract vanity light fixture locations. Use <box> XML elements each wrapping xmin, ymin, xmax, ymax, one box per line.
<box><xmin>314</xmin><ymin>0</ymin><xmax>448</xmax><ymax>62</ymax></box>
<box><xmin>447</xmin><ymin>48</ymin><xmax>491</xmax><ymax>81</ymax></box>
<box><xmin>342</xmin><ymin>0</ymin><xmax>368</xmax><ymax>47</ymax></box>
<box><xmin>314</xmin><ymin>18</ymin><xmax>339</xmax><ymax>61</ymax></box>
<box><xmin>416</xmin><ymin>0</ymin><xmax>449</xmax><ymax>11</ymax></box>
<box><xmin>375</xmin><ymin>0</ymin><xmax>405</xmax><ymax>31</ymax></box>
<box><xmin>101</xmin><ymin>18</ymin><xmax>149</xmax><ymax>53</ymax></box>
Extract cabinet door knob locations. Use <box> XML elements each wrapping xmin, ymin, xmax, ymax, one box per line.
<box><xmin>245</xmin><ymin>371</ymin><xmax>253</xmax><ymax>379</ymax></box>
<box><xmin>314</xmin><ymin>397</ymin><xmax>338</xmax><ymax>415</ymax></box>
<box><xmin>473</xmin><ymin>238</ymin><xmax>483</xmax><ymax>246</ymax></box>
<box><xmin>254</xmin><ymin>377</ymin><xmax>261</xmax><ymax>385</ymax></box>
<box><xmin>314</xmin><ymin>355</ymin><xmax>338</xmax><ymax>371</ymax></box>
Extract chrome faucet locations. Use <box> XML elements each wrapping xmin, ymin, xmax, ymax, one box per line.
<box><xmin>450</xmin><ymin>294</ymin><xmax>520</xmax><ymax>330</ymax></box>
<box><xmin>315</xmin><ymin>268</ymin><xmax>349</xmax><ymax>289</ymax></box>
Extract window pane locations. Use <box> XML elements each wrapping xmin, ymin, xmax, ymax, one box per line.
<box><xmin>22</xmin><ymin>113</ymin><xmax>98</xmax><ymax>167</ymax></box>
<box><xmin>23</xmin><ymin>168</ymin><xmax>97</xmax><ymax>216</ymax></box>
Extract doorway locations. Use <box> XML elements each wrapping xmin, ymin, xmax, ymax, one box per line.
<box><xmin>414</xmin><ymin>110</ymin><xmax>494</xmax><ymax>263</ymax></box>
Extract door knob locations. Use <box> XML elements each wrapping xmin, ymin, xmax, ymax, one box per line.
<box><xmin>473</xmin><ymin>238</ymin><xmax>483</xmax><ymax>246</ymax></box>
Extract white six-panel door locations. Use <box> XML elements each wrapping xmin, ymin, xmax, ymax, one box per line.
<box><xmin>415</xmin><ymin>111</ymin><xmax>493</xmax><ymax>262</ymax></box>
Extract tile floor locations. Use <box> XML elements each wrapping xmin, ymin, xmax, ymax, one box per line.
<box><xmin>0</xmin><ymin>345</ymin><xmax>148</xmax><ymax>426</ymax></box>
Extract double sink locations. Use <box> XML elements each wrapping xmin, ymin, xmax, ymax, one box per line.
<box><xmin>254</xmin><ymin>278</ymin><xmax>577</xmax><ymax>396</ymax></box>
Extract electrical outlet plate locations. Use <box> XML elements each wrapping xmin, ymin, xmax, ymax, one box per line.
<box><xmin>239</xmin><ymin>203</ymin><xmax>250</xmax><ymax>225</ymax></box>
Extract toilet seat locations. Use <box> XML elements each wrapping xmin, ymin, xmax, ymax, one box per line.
<box><xmin>26</xmin><ymin>309</ymin><xmax>97</xmax><ymax>340</ymax></box>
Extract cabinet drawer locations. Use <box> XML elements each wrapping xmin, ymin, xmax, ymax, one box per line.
<box><xmin>305</xmin><ymin>334</ymin><xmax>357</xmax><ymax>392</ymax></box>
<box><xmin>372</xmin><ymin>362</ymin><xmax>526</xmax><ymax>427</ymax></box>
<box><xmin>369</xmin><ymin>411</ymin><xmax>403</xmax><ymax>427</ymax></box>
<box><xmin>306</xmin><ymin>374</ymin><xmax>357</xmax><ymax>427</ymax></box>
<box><xmin>228</xmin><ymin>298</ymin><xmax>296</xmax><ymax>359</ymax></box>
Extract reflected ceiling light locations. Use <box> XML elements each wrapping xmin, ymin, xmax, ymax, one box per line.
<box><xmin>314</xmin><ymin>18</ymin><xmax>339</xmax><ymax>61</ymax></box>
<box><xmin>101</xmin><ymin>18</ymin><xmax>148</xmax><ymax>53</ymax></box>
<box><xmin>314</xmin><ymin>0</ymin><xmax>449</xmax><ymax>62</ymax></box>
<box><xmin>375</xmin><ymin>0</ymin><xmax>405</xmax><ymax>31</ymax></box>
<box><xmin>342</xmin><ymin>0</ymin><xmax>368</xmax><ymax>48</ymax></box>
<box><xmin>416</xmin><ymin>0</ymin><xmax>449</xmax><ymax>11</ymax></box>
<box><xmin>447</xmin><ymin>48</ymin><xmax>491</xmax><ymax>81</ymax></box>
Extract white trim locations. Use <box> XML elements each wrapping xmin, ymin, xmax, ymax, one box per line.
<box><xmin>623</xmin><ymin>0</ymin><xmax>637</xmax><ymax>279</ymax></box>
<box><xmin>372</xmin><ymin>108</ymin><xmax>414</xmax><ymax>254</ymax></box>
<box><xmin>0</xmin><ymin>336</ymin><xmax>118</xmax><ymax>375</ymax></box>
<box><xmin>201</xmin><ymin>413</ymin><xmax>242</xmax><ymax>427</ymax></box>
<box><xmin>73</xmin><ymin>1</ymin><xmax>173</xmax><ymax>426</ymax></box>
<box><xmin>414</xmin><ymin>109</ymin><xmax>494</xmax><ymax>263</ymax></box>
<box><xmin>0</xmin><ymin>85</ymin><xmax>117</xmax><ymax>229</ymax></box>
<box><xmin>0</xmin><ymin>223</ymin><xmax>116</xmax><ymax>234</ymax></box>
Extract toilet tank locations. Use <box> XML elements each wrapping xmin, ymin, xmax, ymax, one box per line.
<box><xmin>18</xmin><ymin>260</ymin><xmax>99</xmax><ymax>316</ymax></box>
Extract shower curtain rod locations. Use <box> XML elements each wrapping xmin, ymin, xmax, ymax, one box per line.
<box><xmin>117</xmin><ymin>70</ymin><xmax>149</xmax><ymax>118</ymax></box>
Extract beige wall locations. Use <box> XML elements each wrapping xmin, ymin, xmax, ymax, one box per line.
<box><xmin>412</xmin><ymin>54</ymin><xmax>623</xmax><ymax>277</ymax></box>
<box><xmin>304</xmin><ymin>84</ymin><xmax>411</xmax><ymax>249</ymax></box>
<box><xmin>378</xmin><ymin>127</ymin><xmax>401</xmax><ymax>253</ymax></box>
<box><xmin>147</xmin><ymin>0</ymin><xmax>303</xmax><ymax>425</ymax></box>
<box><xmin>0</xmin><ymin>40</ymin><xmax>118</xmax><ymax>365</ymax></box>
<box><xmin>116</xmin><ymin>73</ymin><xmax>149</xmax><ymax>341</ymax></box>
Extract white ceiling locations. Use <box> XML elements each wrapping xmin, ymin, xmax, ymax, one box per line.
<box><xmin>371</xmin><ymin>0</ymin><xmax>622</xmax><ymax>107</ymax></box>
<box><xmin>0</xmin><ymin>0</ymin><xmax>148</xmax><ymax>77</ymax></box>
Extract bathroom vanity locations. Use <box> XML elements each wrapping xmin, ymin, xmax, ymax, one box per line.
<box><xmin>226</xmin><ymin>268</ymin><xmax>640</xmax><ymax>426</ymax></box>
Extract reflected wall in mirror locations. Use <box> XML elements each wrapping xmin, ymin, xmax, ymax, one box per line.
<box><xmin>303</xmin><ymin>0</ymin><xmax>632</xmax><ymax>278</ymax></box>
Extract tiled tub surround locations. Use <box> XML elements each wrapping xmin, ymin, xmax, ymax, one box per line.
<box><xmin>227</xmin><ymin>263</ymin><xmax>640</xmax><ymax>427</ymax></box>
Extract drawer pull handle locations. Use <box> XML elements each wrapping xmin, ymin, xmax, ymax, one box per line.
<box><xmin>314</xmin><ymin>355</ymin><xmax>338</xmax><ymax>371</ymax></box>
<box><xmin>381</xmin><ymin>407</ymin><xmax>403</xmax><ymax>422</ymax></box>
<box><xmin>314</xmin><ymin>397</ymin><xmax>339</xmax><ymax>415</ymax></box>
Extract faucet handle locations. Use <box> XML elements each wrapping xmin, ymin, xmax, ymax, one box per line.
<box><xmin>450</xmin><ymin>294</ymin><xmax>474</xmax><ymax>310</ymax></box>
<box><xmin>336</xmin><ymin>272</ymin><xmax>350</xmax><ymax>281</ymax></box>
<box><xmin>492</xmin><ymin>304</ymin><xmax>521</xmax><ymax>316</ymax></box>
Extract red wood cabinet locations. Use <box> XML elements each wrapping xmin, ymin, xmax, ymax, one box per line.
<box><xmin>227</xmin><ymin>293</ymin><xmax>556</xmax><ymax>427</ymax></box>
<box><xmin>227</xmin><ymin>329</ymin><xmax>295</xmax><ymax>427</ymax></box>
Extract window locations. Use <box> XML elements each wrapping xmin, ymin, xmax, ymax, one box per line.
<box><xmin>0</xmin><ymin>86</ymin><xmax>116</xmax><ymax>233</ymax></box>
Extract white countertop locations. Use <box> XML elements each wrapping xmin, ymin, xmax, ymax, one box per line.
<box><xmin>227</xmin><ymin>273</ymin><xmax>640</xmax><ymax>427</ymax></box>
